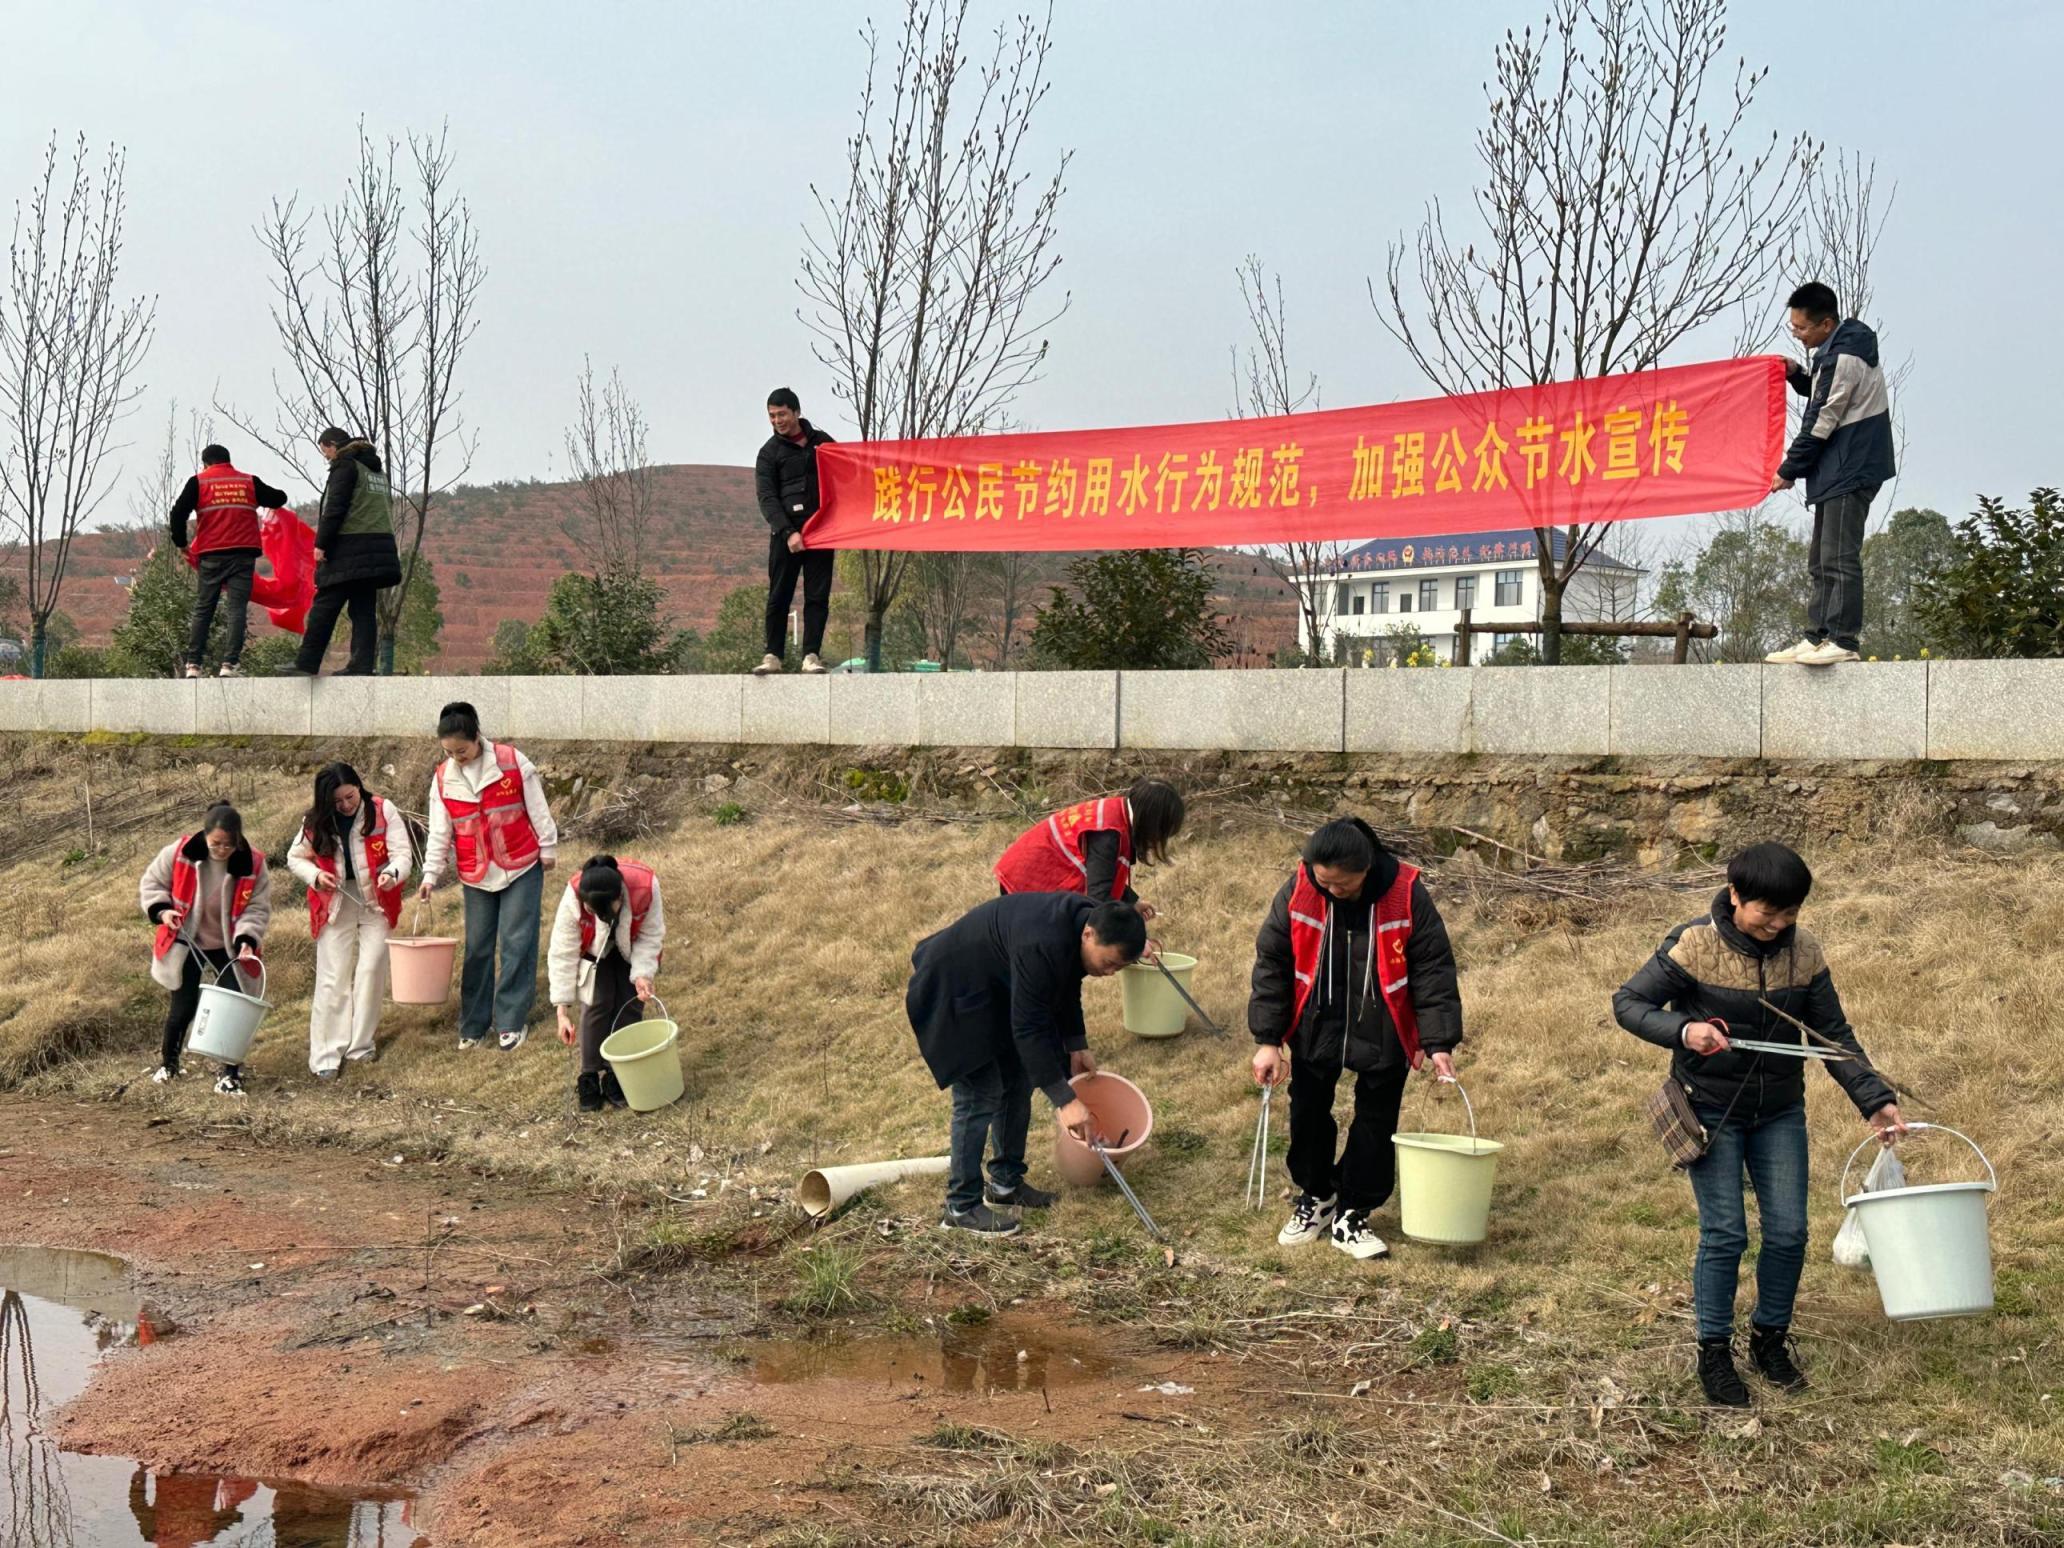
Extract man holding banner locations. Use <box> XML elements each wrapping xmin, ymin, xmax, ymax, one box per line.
<box><xmin>754</xmin><ymin>388</ymin><xmax>836</xmax><ymax>676</ymax></box>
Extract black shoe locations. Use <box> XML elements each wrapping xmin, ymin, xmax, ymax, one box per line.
<box><xmin>1748</xmin><ymin>1324</ymin><xmax>1809</xmax><ymax>1391</ymax></box>
<box><xmin>576</xmin><ymin>1072</ymin><xmax>604</xmax><ymax>1112</ymax></box>
<box><xmin>598</xmin><ymin>1068</ymin><xmax>629</xmax><ymax>1109</ymax></box>
<box><xmin>938</xmin><ymin>1203</ymin><xmax>1020</xmax><ymax>1237</ymax></box>
<box><xmin>985</xmin><ymin>1179</ymin><xmax>1058</xmax><ymax>1210</ymax></box>
<box><xmin>274</xmin><ymin>665</ymin><xmax>317</xmax><ymax>677</ymax></box>
<box><xmin>1696</xmin><ymin>1338</ymin><xmax>1751</xmax><ymax>1408</ymax></box>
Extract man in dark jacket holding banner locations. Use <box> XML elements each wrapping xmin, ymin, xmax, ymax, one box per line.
<box><xmin>753</xmin><ymin>388</ymin><xmax>836</xmax><ymax>676</ymax></box>
<box><xmin>1248</xmin><ymin>817</ymin><xmax>1463</xmax><ymax>1262</ymax></box>
<box><xmin>169</xmin><ymin>444</ymin><xmax>290</xmax><ymax>679</ymax></box>
<box><xmin>1765</xmin><ymin>282</ymin><xmax>1897</xmax><ymax>668</ymax></box>
<box><xmin>907</xmin><ymin>893</ymin><xmax>1147</xmax><ymax>1236</ymax></box>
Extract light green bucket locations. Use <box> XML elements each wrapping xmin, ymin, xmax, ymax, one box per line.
<box><xmin>1840</xmin><ymin>1123</ymin><xmax>1997</xmax><ymax>1321</ymax></box>
<box><xmin>1392</xmin><ymin>1077</ymin><xmax>1503</xmax><ymax>1245</ymax></box>
<box><xmin>598</xmin><ymin>996</ymin><xmax>685</xmax><ymax>1112</ymax></box>
<box><xmin>1119</xmin><ymin>953</ymin><xmax>1198</xmax><ymax>1038</ymax></box>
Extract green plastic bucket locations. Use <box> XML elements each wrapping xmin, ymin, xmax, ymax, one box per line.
<box><xmin>598</xmin><ymin>996</ymin><xmax>685</xmax><ymax>1112</ymax></box>
<box><xmin>1840</xmin><ymin>1123</ymin><xmax>1996</xmax><ymax>1321</ymax></box>
<box><xmin>1392</xmin><ymin>1078</ymin><xmax>1502</xmax><ymax>1245</ymax></box>
<box><xmin>1119</xmin><ymin>953</ymin><xmax>1198</xmax><ymax>1038</ymax></box>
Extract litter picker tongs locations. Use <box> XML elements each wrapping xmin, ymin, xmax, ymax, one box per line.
<box><xmin>1726</xmin><ymin>1037</ymin><xmax>1854</xmax><ymax>1061</ymax></box>
<box><xmin>1089</xmin><ymin>1134</ymin><xmax>1164</xmax><ymax>1241</ymax></box>
<box><xmin>1144</xmin><ymin>947</ymin><xmax>1226</xmax><ymax>1037</ymax></box>
<box><xmin>1246</xmin><ymin>1081</ymin><xmax>1275</xmax><ymax>1210</ymax></box>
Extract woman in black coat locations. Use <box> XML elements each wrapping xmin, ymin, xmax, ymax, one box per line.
<box><xmin>287</xmin><ymin>427</ymin><xmax>403</xmax><ymax>676</ymax></box>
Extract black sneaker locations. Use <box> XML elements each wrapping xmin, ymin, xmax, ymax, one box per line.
<box><xmin>576</xmin><ymin>1072</ymin><xmax>604</xmax><ymax>1112</ymax></box>
<box><xmin>1696</xmin><ymin>1338</ymin><xmax>1751</xmax><ymax>1408</ymax></box>
<box><xmin>1748</xmin><ymin>1324</ymin><xmax>1809</xmax><ymax>1392</ymax></box>
<box><xmin>598</xmin><ymin>1069</ymin><xmax>629</xmax><ymax>1109</ymax></box>
<box><xmin>985</xmin><ymin>1179</ymin><xmax>1059</xmax><ymax>1210</ymax></box>
<box><xmin>938</xmin><ymin>1203</ymin><xmax>1020</xmax><ymax>1237</ymax></box>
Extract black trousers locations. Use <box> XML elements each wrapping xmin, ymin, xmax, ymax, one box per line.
<box><xmin>764</xmin><ymin>534</ymin><xmax>834</xmax><ymax>658</ymax></box>
<box><xmin>296</xmin><ymin>580</ymin><xmax>381</xmax><ymax>674</ymax></box>
<box><xmin>1285</xmin><ymin>1054</ymin><xmax>1410</xmax><ymax>1212</ymax></box>
<box><xmin>1805</xmin><ymin>486</ymin><xmax>1876</xmax><ymax>652</ymax></box>
<box><xmin>187</xmin><ymin>551</ymin><xmax>257</xmax><ymax>667</ymax></box>
<box><xmin>577</xmin><ymin>951</ymin><xmax>636</xmax><ymax>1078</ymax></box>
<box><xmin>163</xmin><ymin>945</ymin><xmax>237</xmax><ymax>1075</ymax></box>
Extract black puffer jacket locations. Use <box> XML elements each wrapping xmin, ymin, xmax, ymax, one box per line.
<box><xmin>755</xmin><ymin>421</ymin><xmax>835</xmax><ymax>537</ymax></box>
<box><xmin>314</xmin><ymin>440</ymin><xmax>403</xmax><ymax>590</ymax></box>
<box><xmin>1613</xmin><ymin>890</ymin><xmax>1895</xmax><ymax>1125</ymax></box>
<box><xmin>1248</xmin><ymin>823</ymin><xmax>1463</xmax><ymax>1073</ymax></box>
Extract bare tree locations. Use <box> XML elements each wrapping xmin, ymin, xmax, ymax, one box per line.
<box><xmin>1380</xmin><ymin>0</ymin><xmax>1817</xmax><ymax>662</ymax></box>
<box><xmin>0</xmin><ymin>135</ymin><xmax>156</xmax><ymax>675</ymax></box>
<box><xmin>122</xmin><ymin>400</ymin><xmax>218</xmax><ymax>539</ymax></box>
<box><xmin>988</xmin><ymin>550</ymin><xmax>1034</xmax><ymax>667</ymax></box>
<box><xmin>799</xmin><ymin>0</ymin><xmax>1069</xmax><ymax>671</ymax></box>
<box><xmin>220</xmin><ymin>121</ymin><xmax>483</xmax><ymax>673</ymax></box>
<box><xmin>1231</xmin><ymin>255</ymin><xmax>1339</xmax><ymax>663</ymax></box>
<box><xmin>563</xmin><ymin>356</ymin><xmax>651</xmax><ymax>576</ymax></box>
<box><xmin>906</xmin><ymin>552</ymin><xmax>979</xmax><ymax>668</ymax></box>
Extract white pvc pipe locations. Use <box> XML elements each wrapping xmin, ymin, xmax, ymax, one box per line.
<box><xmin>798</xmin><ymin>1156</ymin><xmax>951</xmax><ymax>1218</ymax></box>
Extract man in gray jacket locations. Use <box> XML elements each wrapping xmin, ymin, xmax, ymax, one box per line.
<box><xmin>1765</xmin><ymin>282</ymin><xmax>1897</xmax><ymax>667</ymax></box>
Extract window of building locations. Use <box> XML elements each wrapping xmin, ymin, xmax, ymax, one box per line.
<box><xmin>1419</xmin><ymin>578</ymin><xmax>1440</xmax><ymax>612</ymax></box>
<box><xmin>1350</xmin><ymin>592</ymin><xmax>1365</xmax><ymax>615</ymax></box>
<box><xmin>1334</xmin><ymin>582</ymin><xmax>1351</xmax><ymax>615</ymax></box>
<box><xmin>1492</xmin><ymin>632</ymin><xmax>1520</xmax><ymax>654</ymax></box>
<box><xmin>1371</xmin><ymin>581</ymin><xmax>1389</xmax><ymax>614</ymax></box>
<box><xmin>1495</xmin><ymin>569</ymin><xmax>1523</xmax><ymax>607</ymax></box>
<box><xmin>1454</xmin><ymin>574</ymin><xmax>1477</xmax><ymax>611</ymax></box>
<box><xmin>1399</xmin><ymin>593</ymin><xmax>1413</xmax><ymax>614</ymax></box>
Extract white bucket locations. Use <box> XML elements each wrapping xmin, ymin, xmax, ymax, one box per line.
<box><xmin>186</xmin><ymin>959</ymin><xmax>271</xmax><ymax>1064</ymax></box>
<box><xmin>1840</xmin><ymin>1123</ymin><xmax>1997</xmax><ymax>1322</ymax></box>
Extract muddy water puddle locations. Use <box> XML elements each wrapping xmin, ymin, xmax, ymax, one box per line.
<box><xmin>745</xmin><ymin>1312</ymin><xmax>1118</xmax><ymax>1395</ymax></box>
<box><xmin>1</xmin><ymin>1244</ymin><xmax>426</xmax><ymax>1547</ymax></box>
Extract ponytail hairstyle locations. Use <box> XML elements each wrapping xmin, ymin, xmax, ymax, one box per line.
<box><xmin>1127</xmin><ymin>779</ymin><xmax>1185</xmax><ymax>866</ymax></box>
<box><xmin>303</xmin><ymin>762</ymin><xmax>365</xmax><ymax>859</ymax></box>
<box><xmin>576</xmin><ymin>855</ymin><xmax>625</xmax><ymax>914</ymax></box>
<box><xmin>1302</xmin><ymin>816</ymin><xmax>1381</xmax><ymax>877</ymax></box>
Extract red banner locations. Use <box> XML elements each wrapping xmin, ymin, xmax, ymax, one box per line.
<box><xmin>806</xmin><ymin>356</ymin><xmax>1784</xmax><ymax>552</ymax></box>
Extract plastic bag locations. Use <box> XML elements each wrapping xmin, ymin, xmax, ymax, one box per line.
<box><xmin>250</xmin><ymin>510</ymin><xmax>317</xmax><ymax>634</ymax></box>
<box><xmin>1832</xmin><ymin>1145</ymin><xmax>1907</xmax><ymax>1267</ymax></box>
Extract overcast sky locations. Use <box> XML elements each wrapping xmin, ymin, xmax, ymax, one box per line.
<box><xmin>8</xmin><ymin>0</ymin><xmax>2058</xmax><ymax>549</ymax></box>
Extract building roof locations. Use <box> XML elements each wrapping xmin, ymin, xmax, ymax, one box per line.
<box><xmin>1321</xmin><ymin>528</ymin><xmax>1642</xmax><ymax>577</ymax></box>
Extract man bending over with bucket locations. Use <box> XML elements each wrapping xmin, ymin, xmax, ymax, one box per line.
<box><xmin>1614</xmin><ymin>842</ymin><xmax>1906</xmax><ymax>1408</ymax></box>
<box><xmin>1248</xmin><ymin>816</ymin><xmax>1463</xmax><ymax>1261</ymax></box>
<box><xmin>907</xmin><ymin>894</ymin><xmax>1147</xmax><ymax>1236</ymax></box>
<box><xmin>548</xmin><ymin>855</ymin><xmax>667</xmax><ymax>1113</ymax></box>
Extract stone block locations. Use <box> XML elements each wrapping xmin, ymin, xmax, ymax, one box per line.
<box><xmin>1470</xmin><ymin>665</ymin><xmax>1612</xmax><ymax>755</ymax></box>
<box><xmin>1762</xmin><ymin>660</ymin><xmax>1926</xmax><ymax>760</ymax></box>
<box><xmin>1926</xmin><ymin>659</ymin><xmax>2064</xmax><ymax>760</ymax></box>
<box><xmin>918</xmin><ymin>673</ymin><xmax>1015</xmax><ymax>747</ymax></box>
<box><xmin>0</xmin><ymin>680</ymin><xmax>91</xmax><ymax>733</ymax></box>
<box><xmin>195</xmin><ymin>676</ymin><xmax>313</xmax><ymax>738</ymax></box>
<box><xmin>501</xmin><ymin>676</ymin><xmax>587</xmax><ymax>743</ymax></box>
<box><xmin>1608</xmin><ymin>664</ymin><xmax>1762</xmax><ymax>758</ymax></box>
<box><xmin>1120</xmin><ymin>669</ymin><xmax>1343</xmax><ymax>752</ymax></box>
<box><xmin>1345</xmin><ymin>669</ymin><xmax>1473</xmax><ymax>754</ymax></box>
<box><xmin>1014</xmin><ymin>671</ymin><xmax>1118</xmax><ymax>749</ymax></box>
<box><xmin>93</xmin><ymin>677</ymin><xmax>195</xmax><ymax>735</ymax></box>
<box><xmin>584</xmin><ymin>675</ymin><xmax>743</xmax><ymax>744</ymax></box>
<box><xmin>742</xmin><ymin>673</ymin><xmax>831</xmax><ymax>745</ymax></box>
<box><xmin>372</xmin><ymin>676</ymin><xmax>507</xmax><ymax>740</ymax></box>
<box><xmin>830</xmin><ymin>673</ymin><xmax>920</xmax><ymax>745</ymax></box>
<box><xmin>310</xmin><ymin>676</ymin><xmax>377</xmax><ymax>743</ymax></box>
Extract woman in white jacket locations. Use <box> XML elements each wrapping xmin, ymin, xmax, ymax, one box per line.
<box><xmin>139</xmin><ymin>802</ymin><xmax>272</xmax><ymax>1095</ymax></box>
<box><xmin>287</xmin><ymin>762</ymin><xmax>412</xmax><ymax>1079</ymax></box>
<box><xmin>548</xmin><ymin>855</ymin><xmax>665</xmax><ymax>1112</ymax></box>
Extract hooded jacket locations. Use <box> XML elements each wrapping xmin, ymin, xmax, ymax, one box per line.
<box><xmin>1777</xmin><ymin>318</ymin><xmax>1896</xmax><ymax>505</ymax></box>
<box><xmin>314</xmin><ymin>440</ymin><xmax>404</xmax><ymax>590</ymax></box>
<box><xmin>1613</xmin><ymin>889</ymin><xmax>1896</xmax><ymax>1126</ymax></box>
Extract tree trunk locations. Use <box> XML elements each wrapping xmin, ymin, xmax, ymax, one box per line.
<box><xmin>29</xmin><ymin>617</ymin><xmax>47</xmax><ymax>679</ymax></box>
<box><xmin>1539</xmin><ymin>575</ymin><xmax>1567</xmax><ymax>665</ymax></box>
<box><xmin>379</xmin><ymin>631</ymin><xmax>396</xmax><ymax>676</ymax></box>
<box><xmin>864</xmin><ymin>610</ymin><xmax>885</xmax><ymax>674</ymax></box>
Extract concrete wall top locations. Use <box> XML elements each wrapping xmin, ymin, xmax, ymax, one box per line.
<box><xmin>0</xmin><ymin>660</ymin><xmax>2057</xmax><ymax>763</ymax></box>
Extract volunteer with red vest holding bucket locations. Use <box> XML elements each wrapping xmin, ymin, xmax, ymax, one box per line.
<box><xmin>1247</xmin><ymin>816</ymin><xmax>1464</xmax><ymax>1261</ymax></box>
<box><xmin>419</xmin><ymin>701</ymin><xmax>558</xmax><ymax>1051</ymax></box>
<box><xmin>993</xmin><ymin>779</ymin><xmax>1185</xmax><ymax>919</ymax></box>
<box><xmin>287</xmin><ymin>762</ymin><xmax>412</xmax><ymax>1079</ymax></box>
<box><xmin>547</xmin><ymin>855</ymin><xmax>668</xmax><ymax>1112</ymax></box>
<box><xmin>139</xmin><ymin>803</ymin><xmax>273</xmax><ymax>1095</ymax></box>
<box><xmin>167</xmin><ymin>444</ymin><xmax>290</xmax><ymax>679</ymax></box>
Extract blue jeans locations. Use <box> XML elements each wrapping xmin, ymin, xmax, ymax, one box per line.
<box><xmin>1685</xmin><ymin>1101</ymin><xmax>1809</xmax><ymax>1341</ymax></box>
<box><xmin>459</xmin><ymin>864</ymin><xmax>544</xmax><ymax>1040</ymax></box>
<box><xmin>947</xmin><ymin>1059</ymin><xmax>1033</xmax><ymax>1213</ymax></box>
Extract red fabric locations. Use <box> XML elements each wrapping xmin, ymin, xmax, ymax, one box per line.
<box><xmin>250</xmin><ymin>510</ymin><xmax>316</xmax><ymax>634</ymax></box>
<box><xmin>806</xmin><ymin>356</ymin><xmax>1786</xmax><ymax>551</ymax></box>
<box><xmin>574</xmin><ymin>859</ymin><xmax>656</xmax><ymax>955</ymax></box>
<box><xmin>305</xmin><ymin>795</ymin><xmax>404</xmax><ymax>934</ymax></box>
<box><xmin>152</xmin><ymin>835</ymin><xmax>266</xmax><ymax>959</ymax></box>
<box><xmin>993</xmin><ymin>797</ymin><xmax>1133</xmax><ymax>898</ymax></box>
<box><xmin>1285</xmin><ymin>861</ymin><xmax>1422</xmax><ymax>1068</ymax></box>
<box><xmin>190</xmin><ymin>464</ymin><xmax>261</xmax><ymax>556</ymax></box>
<box><xmin>437</xmin><ymin>744</ymin><xmax>542</xmax><ymax>884</ymax></box>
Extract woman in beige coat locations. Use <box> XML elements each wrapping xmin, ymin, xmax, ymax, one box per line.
<box><xmin>139</xmin><ymin>802</ymin><xmax>272</xmax><ymax>1094</ymax></box>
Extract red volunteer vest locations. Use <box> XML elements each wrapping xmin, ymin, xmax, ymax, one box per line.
<box><xmin>437</xmin><ymin>743</ymin><xmax>542</xmax><ymax>885</ymax></box>
<box><xmin>190</xmin><ymin>464</ymin><xmax>261</xmax><ymax>557</ymax></box>
<box><xmin>574</xmin><ymin>860</ymin><xmax>656</xmax><ymax>957</ymax></box>
<box><xmin>1284</xmin><ymin>860</ymin><xmax>1423</xmax><ymax>1068</ymax></box>
<box><xmin>304</xmin><ymin>795</ymin><xmax>404</xmax><ymax>934</ymax></box>
<box><xmin>152</xmin><ymin>835</ymin><xmax>266</xmax><ymax>960</ymax></box>
<box><xmin>993</xmin><ymin>796</ymin><xmax>1134</xmax><ymax>898</ymax></box>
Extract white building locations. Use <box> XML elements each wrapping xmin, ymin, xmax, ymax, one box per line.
<box><xmin>1297</xmin><ymin>528</ymin><xmax>1644</xmax><ymax>664</ymax></box>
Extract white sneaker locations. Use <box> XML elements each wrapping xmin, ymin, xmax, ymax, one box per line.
<box><xmin>218</xmin><ymin>662</ymin><xmax>243</xmax><ymax>678</ymax></box>
<box><xmin>182</xmin><ymin>663</ymin><xmax>203</xmax><ymax>679</ymax></box>
<box><xmin>751</xmin><ymin>653</ymin><xmax>783</xmax><ymax>676</ymax></box>
<box><xmin>1764</xmin><ymin>638</ymin><xmax>1816</xmax><ymax>665</ymax></box>
<box><xmin>1277</xmin><ymin>1192</ymin><xmax>1337</xmax><ymax>1247</ymax></box>
<box><xmin>1799</xmin><ymin>641</ymin><xmax>1860</xmax><ymax>667</ymax></box>
<box><xmin>1330</xmin><ymin>1208</ymin><xmax>1389</xmax><ymax>1260</ymax></box>
<box><xmin>213</xmin><ymin>1072</ymin><xmax>246</xmax><ymax>1098</ymax></box>
<box><xmin>151</xmin><ymin>1065</ymin><xmax>179</xmax><ymax>1085</ymax></box>
<box><xmin>497</xmin><ymin>1027</ymin><xmax>529</xmax><ymax>1052</ymax></box>
<box><xmin>800</xmin><ymin>652</ymin><xmax>828</xmax><ymax>675</ymax></box>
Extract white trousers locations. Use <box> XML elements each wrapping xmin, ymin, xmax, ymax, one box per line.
<box><xmin>310</xmin><ymin>894</ymin><xmax>390</xmax><ymax>1073</ymax></box>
